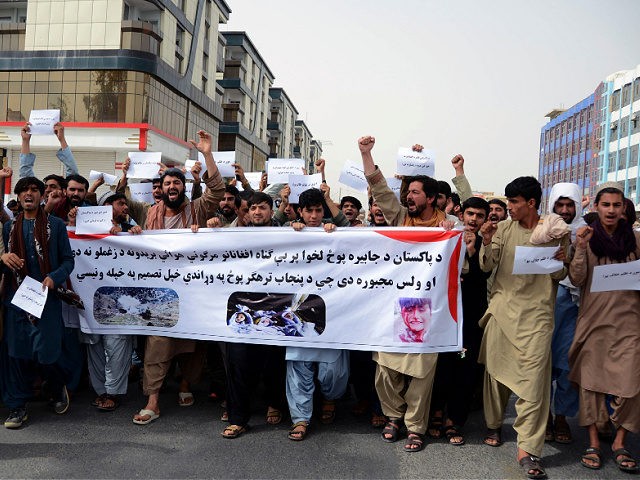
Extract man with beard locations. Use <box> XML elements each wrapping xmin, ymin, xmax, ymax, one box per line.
<box><xmin>359</xmin><ymin>135</ymin><xmax>445</xmax><ymax>453</ymax></box>
<box><xmin>220</xmin><ymin>191</ymin><xmax>287</xmax><ymax>439</ymax></box>
<box><xmin>132</xmin><ymin>130</ymin><xmax>225</xmax><ymax>425</ymax></box>
<box><xmin>44</xmin><ymin>173</ymin><xmax>93</xmax><ymax>223</ymax></box>
<box><xmin>429</xmin><ymin>197</ymin><xmax>491</xmax><ymax>446</ymax></box>
<box><xmin>340</xmin><ymin>196</ymin><xmax>363</xmax><ymax>226</ymax></box>
<box><xmin>2</xmin><ymin>177</ymin><xmax>75</xmax><ymax>428</ymax></box>
<box><xmin>216</xmin><ymin>185</ymin><xmax>241</xmax><ymax>226</ymax></box>
<box><xmin>531</xmin><ymin>183</ymin><xmax>584</xmax><ymax>445</ymax></box>
<box><xmin>478</xmin><ymin>176</ymin><xmax>569</xmax><ymax>480</ymax></box>
<box><xmin>488</xmin><ymin>199</ymin><xmax>508</xmax><ymax>225</ymax></box>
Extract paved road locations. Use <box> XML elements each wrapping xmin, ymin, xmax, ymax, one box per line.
<box><xmin>1</xmin><ymin>378</ymin><xmax>638</xmax><ymax>479</ymax></box>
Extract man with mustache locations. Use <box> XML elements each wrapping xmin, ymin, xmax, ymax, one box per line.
<box><xmin>488</xmin><ymin>199</ymin><xmax>508</xmax><ymax>225</ymax></box>
<box><xmin>132</xmin><ymin>130</ymin><xmax>225</xmax><ymax>425</ymax></box>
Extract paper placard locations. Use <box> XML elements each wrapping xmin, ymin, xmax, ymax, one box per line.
<box><xmin>267</xmin><ymin>158</ymin><xmax>305</xmax><ymax>184</ymax></box>
<box><xmin>184</xmin><ymin>159</ymin><xmax>197</xmax><ymax>180</ymax></box>
<box><xmin>11</xmin><ymin>276</ymin><xmax>48</xmax><ymax>319</ymax></box>
<box><xmin>128</xmin><ymin>151</ymin><xmax>162</xmax><ymax>179</ymax></box>
<box><xmin>288</xmin><ymin>173</ymin><xmax>323</xmax><ymax>203</ymax></box>
<box><xmin>128</xmin><ymin>182</ymin><xmax>154</xmax><ymax>205</ymax></box>
<box><xmin>396</xmin><ymin>147</ymin><xmax>436</xmax><ymax>177</ymax></box>
<box><xmin>185</xmin><ymin>182</ymin><xmax>194</xmax><ymax>200</ymax></box>
<box><xmin>89</xmin><ymin>170</ymin><xmax>118</xmax><ymax>186</ymax></box>
<box><xmin>243</xmin><ymin>172</ymin><xmax>263</xmax><ymax>190</ymax></box>
<box><xmin>206</xmin><ymin>151</ymin><xmax>236</xmax><ymax>177</ymax></box>
<box><xmin>512</xmin><ymin>246</ymin><xmax>563</xmax><ymax>275</ymax></box>
<box><xmin>386</xmin><ymin>177</ymin><xmax>402</xmax><ymax>199</ymax></box>
<box><xmin>591</xmin><ymin>258</ymin><xmax>640</xmax><ymax>292</ymax></box>
<box><xmin>338</xmin><ymin>160</ymin><xmax>368</xmax><ymax>192</ymax></box>
<box><xmin>28</xmin><ymin>109</ymin><xmax>60</xmax><ymax>135</ymax></box>
<box><xmin>75</xmin><ymin>206</ymin><xmax>113</xmax><ymax>235</ymax></box>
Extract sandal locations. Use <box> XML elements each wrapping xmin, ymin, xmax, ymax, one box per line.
<box><xmin>613</xmin><ymin>448</ymin><xmax>640</xmax><ymax>473</ymax></box>
<box><xmin>553</xmin><ymin>417</ymin><xmax>572</xmax><ymax>444</ymax></box>
<box><xmin>320</xmin><ymin>399</ymin><xmax>336</xmax><ymax>424</ymax></box>
<box><xmin>519</xmin><ymin>455</ymin><xmax>547</xmax><ymax>479</ymax></box>
<box><xmin>220</xmin><ymin>410</ymin><xmax>229</xmax><ymax>422</ymax></box>
<box><xmin>221</xmin><ymin>424</ymin><xmax>249</xmax><ymax>439</ymax></box>
<box><xmin>371</xmin><ymin>413</ymin><xmax>387</xmax><ymax>429</ymax></box>
<box><xmin>92</xmin><ymin>393</ymin><xmax>107</xmax><ymax>408</ymax></box>
<box><xmin>404</xmin><ymin>432</ymin><xmax>425</xmax><ymax>453</ymax></box>
<box><xmin>483</xmin><ymin>427</ymin><xmax>503</xmax><ymax>447</ymax></box>
<box><xmin>266</xmin><ymin>407</ymin><xmax>283</xmax><ymax>425</ymax></box>
<box><xmin>427</xmin><ymin>412</ymin><xmax>444</xmax><ymax>438</ymax></box>
<box><xmin>288</xmin><ymin>421</ymin><xmax>308</xmax><ymax>441</ymax></box>
<box><xmin>178</xmin><ymin>392</ymin><xmax>194</xmax><ymax>407</ymax></box>
<box><xmin>97</xmin><ymin>394</ymin><xmax>120</xmax><ymax>412</ymax></box>
<box><xmin>381</xmin><ymin>419</ymin><xmax>402</xmax><ymax>443</ymax></box>
<box><xmin>444</xmin><ymin>424</ymin><xmax>465</xmax><ymax>446</ymax></box>
<box><xmin>580</xmin><ymin>447</ymin><xmax>602</xmax><ymax>470</ymax></box>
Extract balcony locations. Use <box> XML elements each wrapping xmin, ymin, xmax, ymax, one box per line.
<box><xmin>0</xmin><ymin>22</ymin><xmax>25</xmax><ymax>51</ymax></box>
<box><xmin>267</xmin><ymin>120</ymin><xmax>280</xmax><ymax>131</ymax></box>
<box><xmin>121</xmin><ymin>20</ymin><xmax>163</xmax><ymax>56</ymax></box>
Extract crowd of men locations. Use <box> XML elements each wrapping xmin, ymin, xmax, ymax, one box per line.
<box><xmin>0</xmin><ymin>123</ymin><xmax>639</xmax><ymax>480</ymax></box>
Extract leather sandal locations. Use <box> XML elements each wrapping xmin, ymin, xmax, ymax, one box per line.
<box><xmin>288</xmin><ymin>421</ymin><xmax>308</xmax><ymax>441</ymax></box>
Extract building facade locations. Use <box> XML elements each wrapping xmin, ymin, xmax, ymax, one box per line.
<box><xmin>0</xmin><ymin>0</ymin><xmax>230</xmax><ymax>192</ymax></box>
<box><xmin>267</xmin><ymin>87</ymin><xmax>297</xmax><ymax>159</ymax></box>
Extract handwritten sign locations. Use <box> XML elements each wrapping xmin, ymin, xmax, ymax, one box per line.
<box><xmin>241</xmin><ymin>172</ymin><xmax>263</xmax><ymax>191</ymax></box>
<box><xmin>591</xmin><ymin>259</ymin><xmax>640</xmax><ymax>292</ymax></box>
<box><xmin>184</xmin><ymin>159</ymin><xmax>197</xmax><ymax>180</ymax></box>
<box><xmin>11</xmin><ymin>276</ymin><xmax>48</xmax><ymax>319</ymax></box>
<box><xmin>28</xmin><ymin>109</ymin><xmax>60</xmax><ymax>135</ymax></box>
<box><xmin>89</xmin><ymin>170</ymin><xmax>118</xmax><ymax>186</ymax></box>
<box><xmin>69</xmin><ymin>227</ymin><xmax>465</xmax><ymax>354</ymax></box>
<box><xmin>338</xmin><ymin>160</ymin><xmax>368</xmax><ymax>192</ymax></box>
<box><xmin>75</xmin><ymin>206</ymin><xmax>113</xmax><ymax>235</ymax></box>
<box><xmin>128</xmin><ymin>151</ymin><xmax>162</xmax><ymax>179</ymax></box>
<box><xmin>206</xmin><ymin>151</ymin><xmax>236</xmax><ymax>177</ymax></box>
<box><xmin>288</xmin><ymin>173</ymin><xmax>323</xmax><ymax>203</ymax></box>
<box><xmin>267</xmin><ymin>158</ymin><xmax>305</xmax><ymax>184</ymax></box>
<box><xmin>386</xmin><ymin>177</ymin><xmax>402</xmax><ymax>199</ymax></box>
<box><xmin>128</xmin><ymin>182</ymin><xmax>154</xmax><ymax>205</ymax></box>
<box><xmin>512</xmin><ymin>246</ymin><xmax>563</xmax><ymax>275</ymax></box>
<box><xmin>396</xmin><ymin>147</ymin><xmax>436</xmax><ymax>177</ymax></box>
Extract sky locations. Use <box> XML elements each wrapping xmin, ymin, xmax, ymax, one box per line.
<box><xmin>220</xmin><ymin>0</ymin><xmax>640</xmax><ymax>200</ymax></box>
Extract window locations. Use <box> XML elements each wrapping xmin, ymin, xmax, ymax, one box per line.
<box><xmin>176</xmin><ymin>25</ymin><xmax>184</xmax><ymax>49</ymax></box>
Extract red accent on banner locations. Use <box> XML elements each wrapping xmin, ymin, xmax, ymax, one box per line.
<box><xmin>447</xmin><ymin>236</ymin><xmax>462</xmax><ymax>322</ymax></box>
<box><xmin>67</xmin><ymin>231</ymin><xmax>111</xmax><ymax>240</ymax></box>
<box><xmin>139</xmin><ymin>127</ymin><xmax>148</xmax><ymax>151</ymax></box>
<box><xmin>374</xmin><ymin>229</ymin><xmax>461</xmax><ymax>244</ymax></box>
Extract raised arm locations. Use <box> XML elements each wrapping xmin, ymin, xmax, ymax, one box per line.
<box><xmin>19</xmin><ymin>122</ymin><xmax>35</xmax><ymax>178</ymax></box>
<box><xmin>54</xmin><ymin>123</ymin><xmax>79</xmax><ymax>177</ymax></box>
<box><xmin>450</xmin><ymin>154</ymin><xmax>472</xmax><ymax>202</ymax></box>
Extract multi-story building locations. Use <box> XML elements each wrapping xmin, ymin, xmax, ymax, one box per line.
<box><xmin>0</xmin><ymin>0</ymin><xmax>231</xmax><ymax>191</ymax></box>
<box><xmin>267</xmin><ymin>87</ymin><xmax>297</xmax><ymax>159</ymax></box>
<box><xmin>539</xmin><ymin>95</ymin><xmax>595</xmax><ymax>213</ymax></box>
<box><xmin>593</xmin><ymin>65</ymin><xmax>640</xmax><ymax>205</ymax></box>
<box><xmin>294</xmin><ymin>119</ymin><xmax>313</xmax><ymax>171</ymax></box>
<box><xmin>217</xmin><ymin>31</ymin><xmax>273</xmax><ymax>172</ymax></box>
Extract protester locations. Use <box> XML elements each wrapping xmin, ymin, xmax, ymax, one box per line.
<box><xmin>569</xmin><ymin>185</ymin><xmax>640</xmax><ymax>474</ymax></box>
<box><xmin>339</xmin><ymin>195</ymin><xmax>363</xmax><ymax>226</ymax></box>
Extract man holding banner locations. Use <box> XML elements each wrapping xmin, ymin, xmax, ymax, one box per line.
<box><xmin>132</xmin><ymin>130</ymin><xmax>225</xmax><ymax>425</ymax></box>
<box><xmin>359</xmin><ymin>135</ymin><xmax>445</xmax><ymax>453</ymax></box>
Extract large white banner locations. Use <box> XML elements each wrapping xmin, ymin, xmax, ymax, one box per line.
<box><xmin>69</xmin><ymin>228</ymin><xmax>465</xmax><ymax>353</ymax></box>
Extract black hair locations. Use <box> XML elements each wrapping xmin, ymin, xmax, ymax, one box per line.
<box><xmin>437</xmin><ymin>180</ymin><xmax>452</xmax><ymax>198</ymax></box>
<box><xmin>450</xmin><ymin>192</ymin><xmax>461</xmax><ymax>207</ymax></box>
<box><xmin>66</xmin><ymin>173</ymin><xmax>89</xmax><ymax>190</ymax></box>
<box><xmin>14</xmin><ymin>176</ymin><xmax>45</xmax><ymax>195</ymax></box>
<box><xmin>504</xmin><ymin>176</ymin><xmax>542</xmax><ymax>209</ymax></box>
<box><xmin>340</xmin><ymin>195</ymin><xmax>362</xmax><ymax>211</ymax></box>
<box><xmin>103</xmin><ymin>193</ymin><xmax>128</xmax><ymax>205</ymax></box>
<box><xmin>488</xmin><ymin>198</ymin><xmax>507</xmax><ymax>211</ymax></box>
<box><xmin>247</xmin><ymin>191</ymin><xmax>273</xmax><ymax>209</ymax></box>
<box><xmin>461</xmin><ymin>196</ymin><xmax>489</xmax><ymax>216</ymax></box>
<box><xmin>298</xmin><ymin>188</ymin><xmax>325</xmax><ymax>210</ymax></box>
<box><xmin>43</xmin><ymin>174</ymin><xmax>67</xmax><ymax>190</ymax></box>
<box><xmin>594</xmin><ymin>186</ymin><xmax>623</xmax><ymax>204</ymax></box>
<box><xmin>224</xmin><ymin>184</ymin><xmax>241</xmax><ymax>208</ymax></box>
<box><xmin>405</xmin><ymin>175</ymin><xmax>439</xmax><ymax>208</ymax></box>
<box><xmin>160</xmin><ymin>168</ymin><xmax>186</xmax><ymax>187</ymax></box>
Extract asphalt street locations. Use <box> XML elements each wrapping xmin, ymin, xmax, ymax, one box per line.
<box><xmin>1</xmin><ymin>377</ymin><xmax>638</xmax><ymax>479</ymax></box>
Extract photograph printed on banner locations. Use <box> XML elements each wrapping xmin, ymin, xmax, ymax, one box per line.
<box><xmin>93</xmin><ymin>287</ymin><xmax>179</xmax><ymax>327</ymax></box>
<box><xmin>394</xmin><ymin>297</ymin><xmax>432</xmax><ymax>343</ymax></box>
<box><xmin>226</xmin><ymin>292</ymin><xmax>325</xmax><ymax>337</ymax></box>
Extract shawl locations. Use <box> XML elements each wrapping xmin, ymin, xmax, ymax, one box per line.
<box><xmin>7</xmin><ymin>207</ymin><xmax>52</xmax><ymax>287</ymax></box>
<box><xmin>145</xmin><ymin>199</ymin><xmax>196</xmax><ymax>230</ymax></box>
<box><xmin>589</xmin><ymin>217</ymin><xmax>637</xmax><ymax>262</ymax></box>
<box><xmin>403</xmin><ymin>208</ymin><xmax>446</xmax><ymax>227</ymax></box>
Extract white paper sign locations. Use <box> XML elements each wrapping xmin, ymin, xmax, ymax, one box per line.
<box><xmin>11</xmin><ymin>276</ymin><xmax>48</xmax><ymax>319</ymax></box>
<box><xmin>512</xmin><ymin>246</ymin><xmax>563</xmax><ymax>275</ymax></box>
<box><xmin>75</xmin><ymin>206</ymin><xmax>113</xmax><ymax>235</ymax></box>
<box><xmin>185</xmin><ymin>182</ymin><xmax>194</xmax><ymax>200</ymax></box>
<box><xmin>28</xmin><ymin>109</ymin><xmax>60</xmax><ymax>135</ymax></box>
<box><xmin>184</xmin><ymin>159</ymin><xmax>197</xmax><ymax>180</ymax></box>
<box><xmin>89</xmin><ymin>170</ymin><xmax>118</xmax><ymax>186</ymax></box>
<box><xmin>386</xmin><ymin>177</ymin><xmax>402</xmax><ymax>199</ymax></box>
<box><xmin>267</xmin><ymin>158</ymin><xmax>305</xmax><ymax>184</ymax></box>
<box><xmin>288</xmin><ymin>173</ymin><xmax>323</xmax><ymax>204</ymax></box>
<box><xmin>207</xmin><ymin>151</ymin><xmax>236</xmax><ymax>177</ymax></box>
<box><xmin>128</xmin><ymin>182</ymin><xmax>154</xmax><ymax>205</ymax></box>
<box><xmin>244</xmin><ymin>172</ymin><xmax>263</xmax><ymax>190</ymax></box>
<box><xmin>590</xmin><ymin>259</ymin><xmax>640</xmax><ymax>292</ymax></box>
<box><xmin>396</xmin><ymin>147</ymin><xmax>436</xmax><ymax>177</ymax></box>
<box><xmin>338</xmin><ymin>160</ymin><xmax>368</xmax><ymax>192</ymax></box>
<box><xmin>128</xmin><ymin>151</ymin><xmax>162</xmax><ymax>179</ymax></box>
